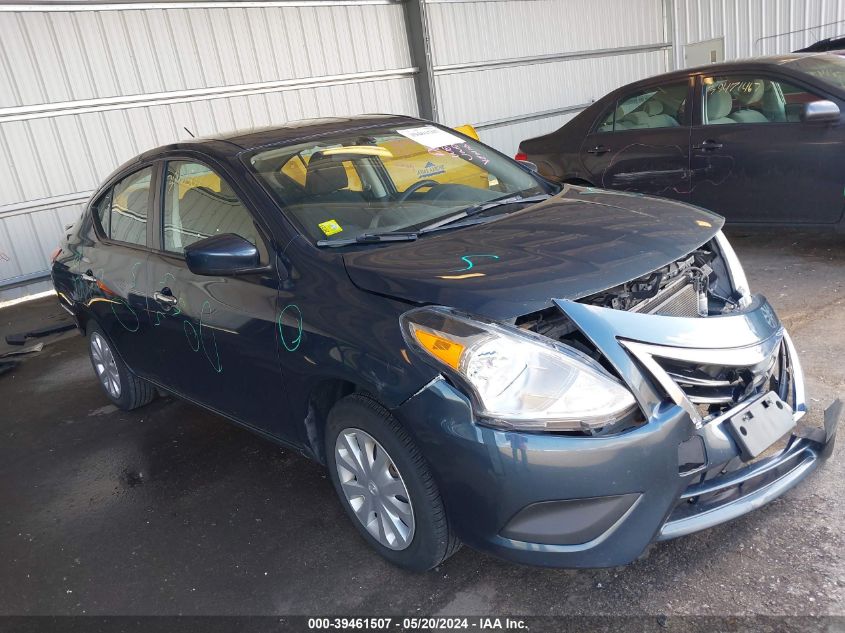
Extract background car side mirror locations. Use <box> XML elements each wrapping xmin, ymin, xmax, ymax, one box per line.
<box><xmin>184</xmin><ymin>233</ymin><xmax>261</xmax><ymax>276</ymax></box>
<box><xmin>801</xmin><ymin>100</ymin><xmax>841</xmax><ymax>124</ymax></box>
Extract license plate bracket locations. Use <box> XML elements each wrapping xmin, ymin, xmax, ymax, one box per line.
<box><xmin>727</xmin><ymin>391</ymin><xmax>795</xmax><ymax>460</ymax></box>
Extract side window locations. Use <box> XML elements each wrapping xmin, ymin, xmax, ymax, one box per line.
<box><xmin>598</xmin><ymin>82</ymin><xmax>689</xmax><ymax>132</ymax></box>
<box><xmin>703</xmin><ymin>76</ymin><xmax>824</xmax><ymax>125</ymax></box>
<box><xmin>92</xmin><ymin>190</ymin><xmax>112</xmax><ymax>238</ymax></box>
<box><xmin>110</xmin><ymin>167</ymin><xmax>152</xmax><ymax>246</ymax></box>
<box><xmin>162</xmin><ymin>161</ymin><xmax>259</xmax><ymax>254</ymax></box>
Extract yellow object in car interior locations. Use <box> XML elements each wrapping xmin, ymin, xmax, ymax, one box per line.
<box><xmin>453</xmin><ymin>124</ymin><xmax>480</xmax><ymax>140</ymax></box>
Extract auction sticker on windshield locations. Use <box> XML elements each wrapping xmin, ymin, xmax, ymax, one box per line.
<box><xmin>397</xmin><ymin>126</ymin><xmax>463</xmax><ymax>149</ymax></box>
<box><xmin>318</xmin><ymin>219</ymin><xmax>343</xmax><ymax>236</ymax></box>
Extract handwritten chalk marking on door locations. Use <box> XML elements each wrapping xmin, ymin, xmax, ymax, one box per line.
<box><xmin>199</xmin><ymin>300</ymin><xmax>223</xmax><ymax>374</ymax></box>
<box><xmin>278</xmin><ymin>304</ymin><xmax>303</xmax><ymax>352</ymax></box>
<box><xmin>111</xmin><ymin>261</ymin><xmax>142</xmax><ymax>333</ymax></box>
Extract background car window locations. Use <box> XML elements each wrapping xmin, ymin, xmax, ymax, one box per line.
<box><xmin>703</xmin><ymin>76</ymin><xmax>823</xmax><ymax>125</ymax></box>
<box><xmin>163</xmin><ymin>161</ymin><xmax>259</xmax><ymax>254</ymax></box>
<box><xmin>110</xmin><ymin>167</ymin><xmax>152</xmax><ymax>246</ymax></box>
<box><xmin>597</xmin><ymin>82</ymin><xmax>688</xmax><ymax>132</ymax></box>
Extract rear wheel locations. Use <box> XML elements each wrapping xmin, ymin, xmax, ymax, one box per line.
<box><xmin>87</xmin><ymin>325</ymin><xmax>155</xmax><ymax>411</ymax></box>
<box><xmin>326</xmin><ymin>394</ymin><xmax>460</xmax><ymax>571</ymax></box>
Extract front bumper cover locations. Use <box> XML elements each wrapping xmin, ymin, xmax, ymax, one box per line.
<box><xmin>394</xmin><ymin>294</ymin><xmax>840</xmax><ymax>567</ymax></box>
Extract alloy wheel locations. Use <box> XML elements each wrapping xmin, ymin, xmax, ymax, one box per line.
<box><xmin>334</xmin><ymin>428</ymin><xmax>415</xmax><ymax>550</ymax></box>
<box><xmin>90</xmin><ymin>332</ymin><xmax>121</xmax><ymax>399</ymax></box>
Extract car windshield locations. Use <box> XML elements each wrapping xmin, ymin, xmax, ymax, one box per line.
<box><xmin>788</xmin><ymin>54</ymin><xmax>845</xmax><ymax>90</ymax></box>
<box><xmin>246</xmin><ymin>123</ymin><xmax>545</xmax><ymax>244</ymax></box>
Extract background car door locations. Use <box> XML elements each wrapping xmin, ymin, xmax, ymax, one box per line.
<box><xmin>81</xmin><ymin>166</ymin><xmax>156</xmax><ymax>376</ymax></box>
<box><xmin>689</xmin><ymin>73</ymin><xmax>845</xmax><ymax>224</ymax></box>
<box><xmin>579</xmin><ymin>79</ymin><xmax>693</xmax><ymax>200</ymax></box>
<box><xmin>144</xmin><ymin>159</ymin><xmax>290</xmax><ymax>437</ymax></box>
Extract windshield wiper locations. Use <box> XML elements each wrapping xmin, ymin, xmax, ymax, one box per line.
<box><xmin>316</xmin><ymin>231</ymin><xmax>418</xmax><ymax>247</ymax></box>
<box><xmin>420</xmin><ymin>193</ymin><xmax>551</xmax><ymax>233</ymax></box>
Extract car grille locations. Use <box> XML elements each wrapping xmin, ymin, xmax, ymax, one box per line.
<box><xmin>620</xmin><ymin>330</ymin><xmax>797</xmax><ymax>428</ymax></box>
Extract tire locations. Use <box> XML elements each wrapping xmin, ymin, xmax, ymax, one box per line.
<box><xmin>87</xmin><ymin>324</ymin><xmax>155</xmax><ymax>411</ymax></box>
<box><xmin>326</xmin><ymin>393</ymin><xmax>461</xmax><ymax>571</ymax></box>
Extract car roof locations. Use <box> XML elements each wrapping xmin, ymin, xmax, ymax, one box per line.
<box><xmin>622</xmin><ymin>52</ymin><xmax>840</xmax><ymax>86</ymax></box>
<box><xmin>132</xmin><ymin>113</ymin><xmax>423</xmax><ymax>164</ymax></box>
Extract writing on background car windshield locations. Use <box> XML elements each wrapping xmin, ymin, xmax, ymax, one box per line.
<box><xmin>396</xmin><ymin>125</ymin><xmax>463</xmax><ymax>149</ymax></box>
<box><xmin>429</xmin><ymin>143</ymin><xmax>491</xmax><ymax>167</ymax></box>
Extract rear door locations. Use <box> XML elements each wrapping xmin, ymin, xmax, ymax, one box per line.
<box><xmin>81</xmin><ymin>165</ymin><xmax>157</xmax><ymax>375</ymax></box>
<box><xmin>689</xmin><ymin>72</ymin><xmax>845</xmax><ymax>224</ymax></box>
<box><xmin>579</xmin><ymin>78</ymin><xmax>693</xmax><ymax>200</ymax></box>
<box><xmin>143</xmin><ymin>157</ymin><xmax>290</xmax><ymax>437</ymax></box>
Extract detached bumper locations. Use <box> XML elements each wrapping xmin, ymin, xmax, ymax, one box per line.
<box><xmin>394</xmin><ymin>296</ymin><xmax>840</xmax><ymax>568</ymax></box>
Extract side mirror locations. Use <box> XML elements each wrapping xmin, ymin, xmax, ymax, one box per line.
<box><xmin>801</xmin><ymin>99</ymin><xmax>841</xmax><ymax>124</ymax></box>
<box><xmin>517</xmin><ymin>159</ymin><xmax>539</xmax><ymax>173</ymax></box>
<box><xmin>184</xmin><ymin>233</ymin><xmax>261</xmax><ymax>276</ymax></box>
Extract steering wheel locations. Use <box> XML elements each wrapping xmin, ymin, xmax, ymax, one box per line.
<box><xmin>394</xmin><ymin>179</ymin><xmax>440</xmax><ymax>203</ymax></box>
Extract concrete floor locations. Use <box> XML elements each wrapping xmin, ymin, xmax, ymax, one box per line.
<box><xmin>1</xmin><ymin>230</ymin><xmax>844</xmax><ymax>617</ymax></box>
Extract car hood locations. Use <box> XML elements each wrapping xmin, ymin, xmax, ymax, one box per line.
<box><xmin>342</xmin><ymin>187</ymin><xmax>724</xmax><ymax>320</ymax></box>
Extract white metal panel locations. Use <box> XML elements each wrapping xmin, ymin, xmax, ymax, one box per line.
<box><xmin>0</xmin><ymin>4</ymin><xmax>412</xmax><ymax>108</ymax></box>
<box><xmin>673</xmin><ymin>0</ymin><xmax>845</xmax><ymax>67</ymax></box>
<box><xmin>0</xmin><ymin>1</ymin><xmax>417</xmax><ymax>297</ymax></box>
<box><xmin>427</xmin><ymin>0</ymin><xmax>665</xmax><ymax>67</ymax></box>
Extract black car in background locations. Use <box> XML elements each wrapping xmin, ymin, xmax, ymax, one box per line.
<box><xmin>52</xmin><ymin>115</ymin><xmax>837</xmax><ymax>571</ymax></box>
<box><xmin>517</xmin><ymin>53</ymin><xmax>845</xmax><ymax>227</ymax></box>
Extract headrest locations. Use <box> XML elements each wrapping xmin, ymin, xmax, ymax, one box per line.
<box><xmin>707</xmin><ymin>90</ymin><xmax>732</xmax><ymax>120</ymax></box>
<box><xmin>623</xmin><ymin>111</ymin><xmax>650</xmax><ymax>125</ymax></box>
<box><xmin>615</xmin><ymin>106</ymin><xmax>626</xmax><ymax>121</ymax></box>
<box><xmin>644</xmin><ymin>100</ymin><xmax>664</xmax><ymax>115</ymax></box>
<box><xmin>736</xmin><ymin>80</ymin><xmax>765</xmax><ymax>105</ymax></box>
<box><xmin>305</xmin><ymin>152</ymin><xmax>348</xmax><ymax>196</ymax></box>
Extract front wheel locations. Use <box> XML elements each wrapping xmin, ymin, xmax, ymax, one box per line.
<box><xmin>326</xmin><ymin>394</ymin><xmax>460</xmax><ymax>571</ymax></box>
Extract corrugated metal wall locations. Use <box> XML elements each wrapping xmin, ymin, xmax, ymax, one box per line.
<box><xmin>426</xmin><ymin>0</ymin><xmax>672</xmax><ymax>155</ymax></box>
<box><xmin>0</xmin><ymin>0</ymin><xmax>418</xmax><ymax>300</ymax></box>
<box><xmin>672</xmin><ymin>0</ymin><xmax>845</xmax><ymax>67</ymax></box>
<box><xmin>3</xmin><ymin>0</ymin><xmax>845</xmax><ymax>301</ymax></box>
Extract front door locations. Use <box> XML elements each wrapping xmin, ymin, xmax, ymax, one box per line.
<box><xmin>580</xmin><ymin>79</ymin><xmax>693</xmax><ymax>200</ymax></box>
<box><xmin>689</xmin><ymin>73</ymin><xmax>845</xmax><ymax>224</ymax></box>
<box><xmin>143</xmin><ymin>159</ymin><xmax>290</xmax><ymax>438</ymax></box>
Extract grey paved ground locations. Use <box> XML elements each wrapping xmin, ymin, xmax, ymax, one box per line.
<box><xmin>1</xmin><ymin>230</ymin><xmax>843</xmax><ymax>617</ymax></box>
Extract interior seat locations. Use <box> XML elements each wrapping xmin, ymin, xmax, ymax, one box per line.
<box><xmin>729</xmin><ymin>80</ymin><xmax>769</xmax><ymax>123</ymax></box>
<box><xmin>706</xmin><ymin>90</ymin><xmax>736</xmax><ymax>124</ymax></box>
<box><xmin>643</xmin><ymin>100</ymin><xmax>680</xmax><ymax>127</ymax></box>
<box><xmin>304</xmin><ymin>152</ymin><xmax>362</xmax><ymax>203</ymax></box>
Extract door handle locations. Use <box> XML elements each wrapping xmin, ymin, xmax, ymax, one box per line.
<box><xmin>587</xmin><ymin>145</ymin><xmax>611</xmax><ymax>155</ymax></box>
<box><xmin>154</xmin><ymin>289</ymin><xmax>178</xmax><ymax>306</ymax></box>
<box><xmin>693</xmin><ymin>140</ymin><xmax>723</xmax><ymax>151</ymax></box>
<box><xmin>80</xmin><ymin>271</ymin><xmax>97</xmax><ymax>283</ymax></box>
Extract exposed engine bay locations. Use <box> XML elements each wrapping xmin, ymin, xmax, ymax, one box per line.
<box><xmin>580</xmin><ymin>242</ymin><xmax>740</xmax><ymax>318</ymax></box>
<box><xmin>514</xmin><ymin>237</ymin><xmax>740</xmax><ymax>344</ymax></box>
<box><xmin>513</xmin><ymin>237</ymin><xmax>778</xmax><ymax>434</ymax></box>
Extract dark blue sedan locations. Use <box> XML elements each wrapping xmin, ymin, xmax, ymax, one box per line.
<box><xmin>52</xmin><ymin>115</ymin><xmax>838</xmax><ymax>570</ymax></box>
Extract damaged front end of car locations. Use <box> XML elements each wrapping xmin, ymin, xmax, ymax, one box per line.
<box><xmin>396</xmin><ymin>229</ymin><xmax>840</xmax><ymax>567</ymax></box>
<box><xmin>523</xmin><ymin>230</ymin><xmax>840</xmax><ymax>541</ymax></box>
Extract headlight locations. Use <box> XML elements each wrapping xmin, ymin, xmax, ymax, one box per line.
<box><xmin>400</xmin><ymin>307</ymin><xmax>638</xmax><ymax>433</ymax></box>
<box><xmin>714</xmin><ymin>230</ymin><xmax>752</xmax><ymax>307</ymax></box>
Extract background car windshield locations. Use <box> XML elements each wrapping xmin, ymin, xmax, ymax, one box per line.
<box><xmin>788</xmin><ymin>55</ymin><xmax>845</xmax><ymax>90</ymax></box>
<box><xmin>248</xmin><ymin>124</ymin><xmax>543</xmax><ymax>243</ymax></box>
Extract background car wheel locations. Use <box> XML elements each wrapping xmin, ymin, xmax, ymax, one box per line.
<box><xmin>326</xmin><ymin>393</ymin><xmax>461</xmax><ymax>571</ymax></box>
<box><xmin>87</xmin><ymin>324</ymin><xmax>155</xmax><ymax>411</ymax></box>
